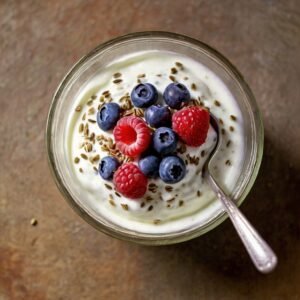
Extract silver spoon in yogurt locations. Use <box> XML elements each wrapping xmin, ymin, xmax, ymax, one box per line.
<box><xmin>203</xmin><ymin>113</ymin><xmax>277</xmax><ymax>273</ymax></box>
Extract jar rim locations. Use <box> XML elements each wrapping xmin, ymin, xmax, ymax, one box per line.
<box><xmin>46</xmin><ymin>31</ymin><xmax>264</xmax><ymax>245</ymax></box>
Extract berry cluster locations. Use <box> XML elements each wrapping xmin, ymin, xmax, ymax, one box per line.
<box><xmin>96</xmin><ymin>82</ymin><xmax>210</xmax><ymax>199</ymax></box>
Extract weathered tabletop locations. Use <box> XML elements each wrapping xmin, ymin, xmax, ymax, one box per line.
<box><xmin>1</xmin><ymin>1</ymin><xmax>300</xmax><ymax>299</ymax></box>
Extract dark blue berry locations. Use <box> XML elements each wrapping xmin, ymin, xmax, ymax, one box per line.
<box><xmin>131</xmin><ymin>83</ymin><xmax>158</xmax><ymax>108</ymax></box>
<box><xmin>97</xmin><ymin>103</ymin><xmax>120</xmax><ymax>131</ymax></box>
<box><xmin>99</xmin><ymin>156</ymin><xmax>119</xmax><ymax>180</ymax></box>
<box><xmin>159</xmin><ymin>156</ymin><xmax>186</xmax><ymax>184</ymax></box>
<box><xmin>153</xmin><ymin>127</ymin><xmax>177</xmax><ymax>155</ymax></box>
<box><xmin>138</xmin><ymin>155</ymin><xmax>160</xmax><ymax>178</ymax></box>
<box><xmin>145</xmin><ymin>105</ymin><xmax>171</xmax><ymax>128</ymax></box>
<box><xmin>163</xmin><ymin>83</ymin><xmax>190</xmax><ymax>109</ymax></box>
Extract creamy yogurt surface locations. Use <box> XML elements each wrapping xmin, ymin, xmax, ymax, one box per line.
<box><xmin>66</xmin><ymin>50</ymin><xmax>244</xmax><ymax>234</ymax></box>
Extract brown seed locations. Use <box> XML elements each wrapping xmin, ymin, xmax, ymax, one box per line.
<box><xmin>74</xmin><ymin>157</ymin><xmax>80</xmax><ymax>164</ymax></box>
<box><xmin>115</xmin><ymin>192</ymin><xmax>121</xmax><ymax>198</ymax></box>
<box><xmin>80</xmin><ymin>153</ymin><xmax>88</xmax><ymax>160</ymax></box>
<box><xmin>79</xmin><ymin>168</ymin><xmax>83</xmax><ymax>173</ymax></box>
<box><xmin>226</xmin><ymin>140</ymin><xmax>231</xmax><ymax>147</ymax></box>
<box><xmin>148</xmin><ymin>205</ymin><xmax>153</xmax><ymax>211</ymax></box>
<box><xmin>30</xmin><ymin>218</ymin><xmax>38</xmax><ymax>226</ymax></box>
<box><xmin>171</xmin><ymin>67</ymin><xmax>177</xmax><ymax>74</ymax></box>
<box><xmin>93</xmin><ymin>166</ymin><xmax>98</xmax><ymax>172</ymax></box>
<box><xmin>214</xmin><ymin>100</ymin><xmax>221</xmax><ymax>107</ymax></box>
<box><xmin>153</xmin><ymin>219</ymin><xmax>161</xmax><ymax>224</ymax></box>
<box><xmin>82</xmin><ymin>113</ymin><xmax>86</xmax><ymax>121</ymax></box>
<box><xmin>84</xmin><ymin>143</ymin><xmax>92</xmax><ymax>152</ymax></box>
<box><xmin>89</xmin><ymin>132</ymin><xmax>95</xmax><ymax>141</ymax></box>
<box><xmin>175</xmin><ymin>61</ymin><xmax>183</xmax><ymax>69</ymax></box>
<box><xmin>137</xmin><ymin>79</ymin><xmax>142</xmax><ymax>84</ymax></box>
<box><xmin>178</xmin><ymin>144</ymin><xmax>187</xmax><ymax>154</ymax></box>
<box><xmin>102</xmin><ymin>90</ymin><xmax>110</xmax><ymax>95</ymax></box>
<box><xmin>113</xmin><ymin>79</ymin><xmax>122</xmax><ymax>84</ymax></box>
<box><xmin>146</xmin><ymin>196</ymin><xmax>153</xmax><ymax>202</ymax></box>
<box><xmin>79</xmin><ymin>123</ymin><xmax>84</xmax><ymax>133</ymax></box>
<box><xmin>191</xmin><ymin>83</ymin><xmax>197</xmax><ymax>90</ymax></box>
<box><xmin>109</xmin><ymin>199</ymin><xmax>116</xmax><ymax>207</ymax></box>
<box><xmin>121</xmin><ymin>204</ymin><xmax>129</xmax><ymax>211</ymax></box>
<box><xmin>230</xmin><ymin>115</ymin><xmax>237</xmax><ymax>121</ymax></box>
<box><xmin>169</xmin><ymin>75</ymin><xmax>176</xmax><ymax>82</ymax></box>
<box><xmin>201</xmin><ymin>150</ymin><xmax>205</xmax><ymax>157</ymax></box>
<box><xmin>141</xmin><ymin>202</ymin><xmax>145</xmax><ymax>208</ymax></box>
<box><xmin>225</xmin><ymin>159</ymin><xmax>232</xmax><ymax>166</ymax></box>
<box><xmin>88</xmin><ymin>119</ymin><xmax>96</xmax><ymax>123</ymax></box>
<box><xmin>149</xmin><ymin>183</ymin><xmax>157</xmax><ymax>188</ymax></box>
<box><xmin>137</xmin><ymin>73</ymin><xmax>146</xmax><ymax>78</ymax></box>
<box><xmin>167</xmin><ymin>197</ymin><xmax>175</xmax><ymax>203</ymax></box>
<box><xmin>87</xmin><ymin>99</ymin><xmax>94</xmax><ymax>106</ymax></box>
<box><xmin>219</xmin><ymin>118</ymin><xmax>224</xmax><ymax>125</ymax></box>
<box><xmin>179</xmin><ymin>200</ymin><xmax>184</xmax><ymax>207</ymax></box>
<box><xmin>84</xmin><ymin>123</ymin><xmax>89</xmax><ymax>136</ymax></box>
<box><xmin>105</xmin><ymin>183</ymin><xmax>113</xmax><ymax>190</ymax></box>
<box><xmin>113</xmin><ymin>72</ymin><xmax>122</xmax><ymax>78</ymax></box>
<box><xmin>165</xmin><ymin>186</ymin><xmax>173</xmax><ymax>192</ymax></box>
<box><xmin>92</xmin><ymin>155</ymin><xmax>100</xmax><ymax>162</ymax></box>
<box><xmin>88</xmin><ymin>107</ymin><xmax>95</xmax><ymax>115</ymax></box>
<box><xmin>91</xmin><ymin>95</ymin><xmax>97</xmax><ymax>100</ymax></box>
<box><xmin>229</xmin><ymin>126</ymin><xmax>235</xmax><ymax>132</ymax></box>
<box><xmin>184</xmin><ymin>76</ymin><xmax>189</xmax><ymax>80</ymax></box>
<box><xmin>221</xmin><ymin>128</ymin><xmax>226</xmax><ymax>135</ymax></box>
<box><xmin>75</xmin><ymin>105</ymin><xmax>82</xmax><ymax>112</ymax></box>
<box><xmin>156</xmin><ymin>74</ymin><xmax>162</xmax><ymax>77</ymax></box>
<box><xmin>197</xmin><ymin>190</ymin><xmax>202</xmax><ymax>197</ymax></box>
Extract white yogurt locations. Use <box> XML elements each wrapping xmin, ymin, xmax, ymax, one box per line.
<box><xmin>66</xmin><ymin>51</ymin><xmax>244</xmax><ymax>234</ymax></box>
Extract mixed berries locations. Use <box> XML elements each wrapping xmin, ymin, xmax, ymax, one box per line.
<box><xmin>113</xmin><ymin>163</ymin><xmax>148</xmax><ymax>199</ymax></box>
<box><xmin>144</xmin><ymin>105</ymin><xmax>171</xmax><ymax>128</ymax></box>
<box><xmin>97</xmin><ymin>102</ymin><xmax>120</xmax><ymax>131</ymax></box>
<box><xmin>131</xmin><ymin>83</ymin><xmax>158</xmax><ymax>108</ymax></box>
<box><xmin>152</xmin><ymin>127</ymin><xmax>177</xmax><ymax>155</ymax></box>
<box><xmin>96</xmin><ymin>81</ymin><xmax>210</xmax><ymax>199</ymax></box>
<box><xmin>113</xmin><ymin>116</ymin><xmax>151</xmax><ymax>157</ymax></box>
<box><xmin>173</xmin><ymin>106</ymin><xmax>210</xmax><ymax>146</ymax></box>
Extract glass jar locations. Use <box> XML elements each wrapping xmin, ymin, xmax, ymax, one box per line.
<box><xmin>46</xmin><ymin>32</ymin><xmax>263</xmax><ymax>245</ymax></box>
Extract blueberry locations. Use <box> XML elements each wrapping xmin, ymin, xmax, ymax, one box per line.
<box><xmin>145</xmin><ymin>105</ymin><xmax>171</xmax><ymax>128</ymax></box>
<box><xmin>131</xmin><ymin>83</ymin><xmax>158</xmax><ymax>108</ymax></box>
<box><xmin>153</xmin><ymin>127</ymin><xmax>177</xmax><ymax>155</ymax></box>
<box><xmin>163</xmin><ymin>83</ymin><xmax>190</xmax><ymax>109</ymax></box>
<box><xmin>98</xmin><ymin>156</ymin><xmax>119</xmax><ymax>180</ymax></box>
<box><xmin>138</xmin><ymin>155</ymin><xmax>160</xmax><ymax>178</ymax></box>
<box><xmin>159</xmin><ymin>156</ymin><xmax>186</xmax><ymax>184</ymax></box>
<box><xmin>97</xmin><ymin>103</ymin><xmax>120</xmax><ymax>131</ymax></box>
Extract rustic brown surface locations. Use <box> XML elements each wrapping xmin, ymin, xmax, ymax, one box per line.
<box><xmin>1</xmin><ymin>0</ymin><xmax>300</xmax><ymax>299</ymax></box>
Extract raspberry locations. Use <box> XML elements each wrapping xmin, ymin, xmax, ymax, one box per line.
<box><xmin>113</xmin><ymin>163</ymin><xmax>148</xmax><ymax>199</ymax></box>
<box><xmin>113</xmin><ymin>116</ymin><xmax>151</xmax><ymax>157</ymax></box>
<box><xmin>172</xmin><ymin>106</ymin><xmax>210</xmax><ymax>146</ymax></box>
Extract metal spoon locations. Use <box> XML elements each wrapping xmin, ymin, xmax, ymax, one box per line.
<box><xmin>204</xmin><ymin>113</ymin><xmax>277</xmax><ymax>273</ymax></box>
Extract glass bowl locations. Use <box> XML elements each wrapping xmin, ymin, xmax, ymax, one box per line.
<box><xmin>46</xmin><ymin>31</ymin><xmax>263</xmax><ymax>245</ymax></box>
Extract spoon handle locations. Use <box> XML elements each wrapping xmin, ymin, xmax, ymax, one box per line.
<box><xmin>209</xmin><ymin>177</ymin><xmax>277</xmax><ymax>273</ymax></box>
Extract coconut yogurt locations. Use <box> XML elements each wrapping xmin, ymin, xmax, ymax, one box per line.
<box><xmin>66</xmin><ymin>51</ymin><xmax>244</xmax><ymax>234</ymax></box>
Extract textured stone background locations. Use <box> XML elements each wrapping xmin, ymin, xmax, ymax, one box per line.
<box><xmin>1</xmin><ymin>0</ymin><xmax>300</xmax><ymax>299</ymax></box>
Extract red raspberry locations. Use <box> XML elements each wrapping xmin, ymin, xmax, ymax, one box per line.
<box><xmin>113</xmin><ymin>116</ymin><xmax>151</xmax><ymax>157</ymax></box>
<box><xmin>113</xmin><ymin>163</ymin><xmax>148</xmax><ymax>199</ymax></box>
<box><xmin>172</xmin><ymin>106</ymin><xmax>210</xmax><ymax>146</ymax></box>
